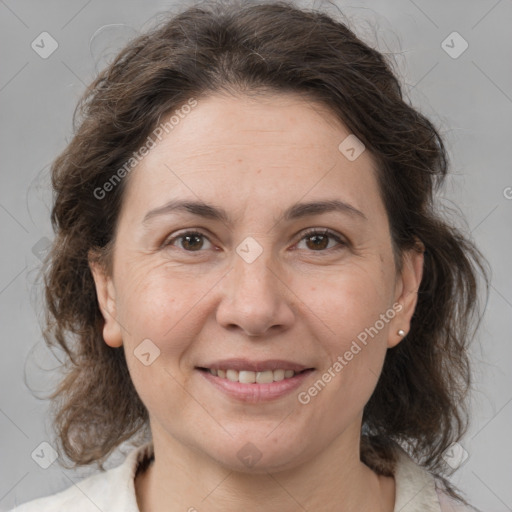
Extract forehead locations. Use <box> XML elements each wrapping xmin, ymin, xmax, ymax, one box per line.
<box><xmin>120</xmin><ymin>92</ymin><xmax>384</xmax><ymax>223</ymax></box>
<box><xmin>155</xmin><ymin>92</ymin><xmax>357</xmax><ymax>156</ymax></box>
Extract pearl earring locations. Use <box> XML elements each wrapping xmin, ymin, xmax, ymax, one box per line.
<box><xmin>397</xmin><ymin>329</ymin><xmax>406</xmax><ymax>337</ymax></box>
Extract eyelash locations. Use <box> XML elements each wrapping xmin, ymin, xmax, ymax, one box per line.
<box><xmin>162</xmin><ymin>228</ymin><xmax>347</xmax><ymax>254</ymax></box>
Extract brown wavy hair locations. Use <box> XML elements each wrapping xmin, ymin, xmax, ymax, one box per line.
<box><xmin>39</xmin><ymin>0</ymin><xmax>489</xmax><ymax>506</ymax></box>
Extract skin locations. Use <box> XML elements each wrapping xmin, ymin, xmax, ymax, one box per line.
<box><xmin>90</xmin><ymin>92</ymin><xmax>424</xmax><ymax>512</ymax></box>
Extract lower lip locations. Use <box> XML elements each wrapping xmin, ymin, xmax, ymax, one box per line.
<box><xmin>198</xmin><ymin>369</ymin><xmax>314</xmax><ymax>402</ymax></box>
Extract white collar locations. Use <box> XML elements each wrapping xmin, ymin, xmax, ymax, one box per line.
<box><xmin>18</xmin><ymin>439</ymin><xmax>459</xmax><ymax>511</ymax></box>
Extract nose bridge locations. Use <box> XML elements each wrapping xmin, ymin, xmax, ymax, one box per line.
<box><xmin>232</xmin><ymin>235</ymin><xmax>278</xmax><ymax>301</ymax></box>
<box><xmin>215</xmin><ymin>235</ymin><xmax>294</xmax><ymax>335</ymax></box>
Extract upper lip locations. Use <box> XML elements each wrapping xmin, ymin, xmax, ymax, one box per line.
<box><xmin>197</xmin><ymin>359</ymin><xmax>313</xmax><ymax>372</ymax></box>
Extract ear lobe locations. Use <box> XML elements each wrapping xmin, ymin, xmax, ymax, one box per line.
<box><xmin>388</xmin><ymin>241</ymin><xmax>425</xmax><ymax>349</ymax></box>
<box><xmin>88</xmin><ymin>250</ymin><xmax>123</xmax><ymax>348</ymax></box>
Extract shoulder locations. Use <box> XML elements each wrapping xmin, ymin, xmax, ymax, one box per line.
<box><xmin>392</xmin><ymin>444</ymin><xmax>478</xmax><ymax>512</ymax></box>
<box><xmin>435</xmin><ymin>486</ymin><xmax>479</xmax><ymax>512</ymax></box>
<box><xmin>10</xmin><ymin>441</ymin><xmax>154</xmax><ymax>512</ymax></box>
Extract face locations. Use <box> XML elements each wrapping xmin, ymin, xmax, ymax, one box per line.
<box><xmin>90</xmin><ymin>92</ymin><xmax>423</xmax><ymax>473</ymax></box>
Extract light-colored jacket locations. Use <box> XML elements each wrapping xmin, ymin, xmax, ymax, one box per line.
<box><xmin>10</xmin><ymin>441</ymin><xmax>477</xmax><ymax>511</ymax></box>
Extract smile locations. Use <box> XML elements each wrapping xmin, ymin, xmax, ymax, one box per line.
<box><xmin>196</xmin><ymin>365</ymin><xmax>315</xmax><ymax>402</ymax></box>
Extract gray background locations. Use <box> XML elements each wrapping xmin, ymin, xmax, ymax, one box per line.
<box><xmin>1</xmin><ymin>0</ymin><xmax>511</xmax><ymax>510</ymax></box>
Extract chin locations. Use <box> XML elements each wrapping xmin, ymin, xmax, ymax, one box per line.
<box><xmin>199</xmin><ymin>430</ymin><xmax>312</xmax><ymax>474</ymax></box>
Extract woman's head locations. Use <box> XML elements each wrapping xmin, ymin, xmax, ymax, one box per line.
<box><xmin>88</xmin><ymin>89</ymin><xmax>425</xmax><ymax>474</ymax></box>
<box><xmin>43</xmin><ymin>0</ymin><xmax>488</xmax><ymax>501</ymax></box>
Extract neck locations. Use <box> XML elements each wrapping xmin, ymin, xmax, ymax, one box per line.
<box><xmin>135</xmin><ymin>425</ymin><xmax>395</xmax><ymax>512</ymax></box>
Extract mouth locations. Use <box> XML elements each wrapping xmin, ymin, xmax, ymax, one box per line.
<box><xmin>195</xmin><ymin>359</ymin><xmax>315</xmax><ymax>402</ymax></box>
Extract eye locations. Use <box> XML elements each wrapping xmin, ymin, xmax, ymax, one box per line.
<box><xmin>163</xmin><ymin>231</ymin><xmax>214</xmax><ymax>252</ymax></box>
<box><xmin>295</xmin><ymin>228</ymin><xmax>346</xmax><ymax>252</ymax></box>
<box><xmin>162</xmin><ymin>228</ymin><xmax>347</xmax><ymax>254</ymax></box>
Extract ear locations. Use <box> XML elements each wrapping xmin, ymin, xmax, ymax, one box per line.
<box><xmin>388</xmin><ymin>240</ymin><xmax>425</xmax><ymax>349</ymax></box>
<box><xmin>88</xmin><ymin>250</ymin><xmax>123</xmax><ymax>348</ymax></box>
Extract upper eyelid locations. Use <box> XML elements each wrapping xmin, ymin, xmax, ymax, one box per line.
<box><xmin>300</xmin><ymin>227</ymin><xmax>344</xmax><ymax>239</ymax></box>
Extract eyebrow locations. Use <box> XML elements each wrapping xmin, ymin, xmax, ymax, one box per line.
<box><xmin>142</xmin><ymin>198</ymin><xmax>368</xmax><ymax>226</ymax></box>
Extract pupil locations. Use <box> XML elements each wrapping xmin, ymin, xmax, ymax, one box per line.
<box><xmin>183</xmin><ymin>235</ymin><xmax>202</xmax><ymax>250</ymax></box>
<box><xmin>308</xmin><ymin>234</ymin><xmax>328</xmax><ymax>250</ymax></box>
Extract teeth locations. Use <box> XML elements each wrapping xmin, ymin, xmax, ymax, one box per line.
<box><xmin>239</xmin><ymin>370</ymin><xmax>256</xmax><ymax>384</ymax></box>
<box><xmin>226</xmin><ymin>369</ymin><xmax>238</xmax><ymax>382</ymax></box>
<box><xmin>256</xmin><ymin>370</ymin><xmax>274</xmax><ymax>384</ymax></box>
<box><xmin>206</xmin><ymin>368</ymin><xmax>300</xmax><ymax>383</ymax></box>
<box><xmin>273</xmin><ymin>369</ymin><xmax>285</xmax><ymax>381</ymax></box>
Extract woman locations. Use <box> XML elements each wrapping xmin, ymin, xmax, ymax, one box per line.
<box><xmin>13</xmin><ymin>1</ymin><xmax>489</xmax><ymax>510</ymax></box>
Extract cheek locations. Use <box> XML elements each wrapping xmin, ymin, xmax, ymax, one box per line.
<box><xmin>113</xmin><ymin>272</ymin><xmax>210</xmax><ymax>402</ymax></box>
<box><xmin>117</xmin><ymin>268</ymin><xmax>204</xmax><ymax>414</ymax></box>
<box><xmin>292</xmin><ymin>263</ymin><xmax>392</xmax><ymax>401</ymax></box>
<box><xmin>299</xmin><ymin>261</ymin><xmax>392</xmax><ymax>345</ymax></box>
<box><xmin>115</xmin><ymin>263</ymin><xmax>202</xmax><ymax>340</ymax></box>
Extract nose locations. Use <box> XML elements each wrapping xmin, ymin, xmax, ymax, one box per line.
<box><xmin>215</xmin><ymin>244</ymin><xmax>295</xmax><ymax>337</ymax></box>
